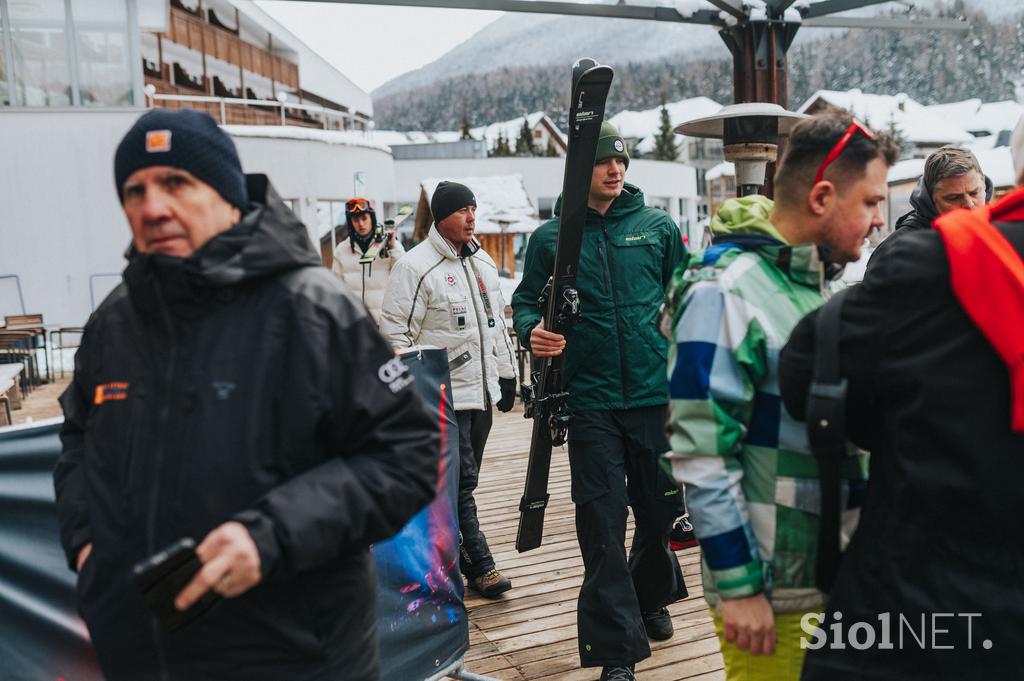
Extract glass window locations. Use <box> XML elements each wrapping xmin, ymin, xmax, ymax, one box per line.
<box><xmin>8</xmin><ymin>0</ymin><xmax>72</xmax><ymax>106</ymax></box>
<box><xmin>72</xmin><ymin>0</ymin><xmax>132</xmax><ymax>106</ymax></box>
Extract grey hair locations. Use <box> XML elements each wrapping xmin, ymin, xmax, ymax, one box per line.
<box><xmin>923</xmin><ymin>145</ymin><xmax>983</xmax><ymax>193</ymax></box>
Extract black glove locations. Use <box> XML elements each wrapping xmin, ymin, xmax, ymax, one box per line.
<box><xmin>497</xmin><ymin>377</ymin><xmax>517</xmax><ymax>412</ymax></box>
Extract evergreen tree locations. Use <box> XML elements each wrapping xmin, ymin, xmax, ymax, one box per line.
<box><xmin>652</xmin><ymin>95</ymin><xmax>679</xmax><ymax>162</ymax></box>
<box><xmin>490</xmin><ymin>130</ymin><xmax>513</xmax><ymax>157</ymax></box>
<box><xmin>460</xmin><ymin>111</ymin><xmax>473</xmax><ymax>140</ymax></box>
<box><xmin>514</xmin><ymin>115</ymin><xmax>536</xmax><ymax>156</ymax></box>
<box><xmin>544</xmin><ymin>138</ymin><xmax>561</xmax><ymax>157</ymax></box>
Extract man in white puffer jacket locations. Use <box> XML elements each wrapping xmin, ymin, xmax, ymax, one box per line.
<box><xmin>381</xmin><ymin>181</ymin><xmax>519</xmax><ymax>598</ymax></box>
<box><xmin>331</xmin><ymin>197</ymin><xmax>405</xmax><ymax>324</ymax></box>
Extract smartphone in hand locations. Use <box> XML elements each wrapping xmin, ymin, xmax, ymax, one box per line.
<box><xmin>132</xmin><ymin>538</ymin><xmax>219</xmax><ymax>632</ymax></box>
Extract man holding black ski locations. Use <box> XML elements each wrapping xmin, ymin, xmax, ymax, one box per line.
<box><xmin>512</xmin><ymin>122</ymin><xmax>687</xmax><ymax>681</ymax></box>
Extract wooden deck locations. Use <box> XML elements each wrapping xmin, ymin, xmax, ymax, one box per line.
<box><xmin>460</xmin><ymin>407</ymin><xmax>725</xmax><ymax>681</ymax></box>
<box><xmin>10</xmin><ymin>380</ymin><xmax>726</xmax><ymax>680</ymax></box>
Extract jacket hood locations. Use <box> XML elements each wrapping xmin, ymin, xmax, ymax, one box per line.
<box><xmin>551</xmin><ymin>182</ymin><xmax>646</xmax><ymax>220</ymax></box>
<box><xmin>124</xmin><ymin>174</ymin><xmax>322</xmax><ymax>316</ymax></box>
<box><xmin>708</xmin><ymin>195</ymin><xmax>838</xmax><ymax>289</ymax></box>
<box><xmin>901</xmin><ymin>173</ymin><xmax>996</xmax><ymax>230</ymax></box>
<box><xmin>907</xmin><ymin>174</ymin><xmax>940</xmax><ymax>224</ymax></box>
<box><xmin>711</xmin><ymin>195</ymin><xmax>787</xmax><ymax>242</ymax></box>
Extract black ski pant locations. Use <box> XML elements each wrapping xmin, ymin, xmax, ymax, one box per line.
<box><xmin>455</xmin><ymin>407</ymin><xmax>496</xmax><ymax>580</ymax></box>
<box><xmin>568</xmin><ymin>405</ymin><xmax>688</xmax><ymax>668</ymax></box>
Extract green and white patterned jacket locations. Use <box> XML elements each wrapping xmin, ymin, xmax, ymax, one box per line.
<box><xmin>663</xmin><ymin>195</ymin><xmax>868</xmax><ymax>613</ymax></box>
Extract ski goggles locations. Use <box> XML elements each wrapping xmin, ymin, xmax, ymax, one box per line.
<box><xmin>813</xmin><ymin>119</ymin><xmax>876</xmax><ymax>184</ymax></box>
<box><xmin>346</xmin><ymin>197</ymin><xmax>373</xmax><ymax>215</ymax></box>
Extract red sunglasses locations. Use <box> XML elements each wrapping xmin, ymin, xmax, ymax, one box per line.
<box><xmin>813</xmin><ymin>119</ymin><xmax>876</xmax><ymax>184</ymax></box>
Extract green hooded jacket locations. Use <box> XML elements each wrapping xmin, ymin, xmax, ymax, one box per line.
<box><xmin>512</xmin><ymin>183</ymin><xmax>685</xmax><ymax>411</ymax></box>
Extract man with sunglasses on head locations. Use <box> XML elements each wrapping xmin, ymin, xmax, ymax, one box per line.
<box><xmin>778</xmin><ymin>118</ymin><xmax>1024</xmax><ymax>681</ymax></box>
<box><xmin>331</xmin><ymin>197</ymin><xmax>405</xmax><ymax>324</ymax></box>
<box><xmin>381</xmin><ymin>181</ymin><xmax>519</xmax><ymax>599</ymax></box>
<box><xmin>662</xmin><ymin>113</ymin><xmax>898</xmax><ymax>681</ymax></box>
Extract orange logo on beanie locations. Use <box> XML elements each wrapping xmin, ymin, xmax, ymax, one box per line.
<box><xmin>145</xmin><ymin>130</ymin><xmax>172</xmax><ymax>153</ymax></box>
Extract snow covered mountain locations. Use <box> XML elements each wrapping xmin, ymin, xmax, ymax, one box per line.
<box><xmin>371</xmin><ymin>12</ymin><xmax>724</xmax><ymax>99</ymax></box>
<box><xmin>372</xmin><ymin>0</ymin><xmax>1018</xmax><ymax>100</ymax></box>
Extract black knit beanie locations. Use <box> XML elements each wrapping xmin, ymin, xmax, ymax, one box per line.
<box><xmin>114</xmin><ymin>109</ymin><xmax>249</xmax><ymax>211</ymax></box>
<box><xmin>430</xmin><ymin>181</ymin><xmax>476</xmax><ymax>225</ymax></box>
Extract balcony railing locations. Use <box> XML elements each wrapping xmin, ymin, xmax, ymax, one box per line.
<box><xmin>145</xmin><ymin>88</ymin><xmax>362</xmax><ymax>131</ymax></box>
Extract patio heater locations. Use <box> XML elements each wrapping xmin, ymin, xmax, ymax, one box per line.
<box><xmin>675</xmin><ymin>102</ymin><xmax>808</xmax><ymax>197</ymax></box>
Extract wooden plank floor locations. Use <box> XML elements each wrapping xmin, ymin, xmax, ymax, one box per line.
<box><xmin>10</xmin><ymin>378</ymin><xmax>726</xmax><ymax>680</ymax></box>
<box><xmin>459</xmin><ymin>406</ymin><xmax>725</xmax><ymax>681</ymax></box>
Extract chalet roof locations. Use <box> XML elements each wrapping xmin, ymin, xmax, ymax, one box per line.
<box><xmin>925</xmin><ymin>99</ymin><xmax>1024</xmax><ymax>138</ymax></box>
<box><xmin>798</xmin><ymin>89</ymin><xmax>974</xmax><ymax>146</ymax></box>
<box><xmin>470</xmin><ymin>112</ymin><xmax>567</xmax><ymax>150</ymax></box>
<box><xmin>608</xmin><ymin>97</ymin><xmax>723</xmax><ymax>154</ymax></box>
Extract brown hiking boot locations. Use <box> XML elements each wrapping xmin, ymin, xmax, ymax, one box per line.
<box><xmin>469</xmin><ymin>569</ymin><xmax>511</xmax><ymax>598</ymax></box>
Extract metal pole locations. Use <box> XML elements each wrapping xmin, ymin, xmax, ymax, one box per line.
<box><xmin>126</xmin><ymin>0</ymin><xmax>144</xmax><ymax>107</ymax></box>
<box><xmin>64</xmin><ymin>0</ymin><xmax>81</xmax><ymax>106</ymax></box>
<box><xmin>1</xmin><ymin>0</ymin><xmax>17</xmax><ymax>106</ymax></box>
<box><xmin>219</xmin><ymin>97</ymin><xmax>226</xmax><ymax>123</ymax></box>
<box><xmin>280</xmin><ymin>101</ymin><xmax>286</xmax><ymax>126</ymax></box>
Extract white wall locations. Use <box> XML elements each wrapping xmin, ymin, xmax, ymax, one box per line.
<box><xmin>0</xmin><ymin>109</ymin><xmax>142</xmax><ymax>326</ymax></box>
<box><xmin>0</xmin><ymin>111</ymin><xmax>396</xmax><ymax>327</ymax></box>
<box><xmin>228</xmin><ymin>129</ymin><xmax>396</xmax><ymax>246</ymax></box>
<box><xmin>394</xmin><ymin>157</ymin><xmax>700</xmax><ymax>242</ymax></box>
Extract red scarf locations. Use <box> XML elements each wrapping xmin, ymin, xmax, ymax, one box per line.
<box><xmin>934</xmin><ymin>185</ymin><xmax>1024</xmax><ymax>432</ymax></box>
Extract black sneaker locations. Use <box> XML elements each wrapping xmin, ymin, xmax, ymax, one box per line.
<box><xmin>670</xmin><ymin>515</ymin><xmax>698</xmax><ymax>551</ymax></box>
<box><xmin>642</xmin><ymin>607</ymin><xmax>674</xmax><ymax>641</ymax></box>
<box><xmin>599</xmin><ymin>665</ymin><xmax>636</xmax><ymax>681</ymax></box>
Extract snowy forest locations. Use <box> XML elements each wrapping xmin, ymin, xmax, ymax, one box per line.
<box><xmin>374</xmin><ymin>4</ymin><xmax>1022</xmax><ymax>132</ymax></box>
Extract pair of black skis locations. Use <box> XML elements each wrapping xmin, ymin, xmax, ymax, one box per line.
<box><xmin>516</xmin><ymin>59</ymin><xmax>614</xmax><ymax>553</ymax></box>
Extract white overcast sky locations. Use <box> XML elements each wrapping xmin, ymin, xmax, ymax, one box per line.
<box><xmin>257</xmin><ymin>1</ymin><xmax>505</xmax><ymax>93</ymax></box>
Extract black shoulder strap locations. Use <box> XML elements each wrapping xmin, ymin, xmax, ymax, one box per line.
<box><xmin>807</xmin><ymin>286</ymin><xmax>852</xmax><ymax>593</ymax></box>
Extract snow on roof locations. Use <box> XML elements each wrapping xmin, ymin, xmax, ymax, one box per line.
<box><xmin>609</xmin><ymin>97</ymin><xmax>723</xmax><ymax>154</ymax></box>
<box><xmin>223</xmin><ymin>125</ymin><xmax>391</xmax><ymax>153</ymax></box>
<box><xmin>369</xmin><ymin>130</ymin><xmax>460</xmax><ymax>147</ymax></box>
<box><xmin>705</xmin><ymin>161</ymin><xmax>735</xmax><ymax>181</ymax></box>
<box><xmin>887</xmin><ymin>157</ymin><xmax>925</xmax><ymax>185</ymax></box>
<box><xmin>887</xmin><ymin>147</ymin><xmax>1016</xmax><ymax>188</ymax></box>
<box><xmin>975</xmin><ymin>146</ymin><xmax>1018</xmax><ymax>188</ymax></box>
<box><xmin>798</xmin><ymin>89</ymin><xmax>974</xmax><ymax>146</ymax></box>
<box><xmin>925</xmin><ymin>99</ymin><xmax>1024</xmax><ymax>138</ymax></box>
<box><xmin>421</xmin><ymin>175</ymin><xmax>540</xmax><ymax>234</ymax></box>
<box><xmin>470</xmin><ymin>112</ymin><xmax>566</xmax><ymax>148</ymax></box>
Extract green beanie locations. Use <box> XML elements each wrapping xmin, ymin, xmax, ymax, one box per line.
<box><xmin>595</xmin><ymin>121</ymin><xmax>629</xmax><ymax>168</ymax></box>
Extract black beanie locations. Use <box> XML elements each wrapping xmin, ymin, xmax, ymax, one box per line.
<box><xmin>430</xmin><ymin>181</ymin><xmax>476</xmax><ymax>225</ymax></box>
<box><xmin>114</xmin><ymin>109</ymin><xmax>249</xmax><ymax>211</ymax></box>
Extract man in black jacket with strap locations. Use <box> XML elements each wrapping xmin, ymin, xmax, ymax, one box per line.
<box><xmin>779</xmin><ymin>117</ymin><xmax>1024</xmax><ymax>680</ymax></box>
<box><xmin>54</xmin><ymin>109</ymin><xmax>438</xmax><ymax>681</ymax></box>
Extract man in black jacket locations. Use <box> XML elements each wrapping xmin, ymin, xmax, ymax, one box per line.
<box><xmin>871</xmin><ymin>146</ymin><xmax>992</xmax><ymax>262</ymax></box>
<box><xmin>54</xmin><ymin>109</ymin><xmax>438</xmax><ymax>681</ymax></box>
<box><xmin>779</xmin><ymin>117</ymin><xmax>1024</xmax><ymax>680</ymax></box>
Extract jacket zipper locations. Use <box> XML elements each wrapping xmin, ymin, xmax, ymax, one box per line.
<box><xmin>147</xmin><ymin>277</ymin><xmax>177</xmax><ymax>681</ymax></box>
<box><xmin>597</xmin><ymin>243</ymin><xmax>611</xmax><ymax>294</ymax></box>
<box><xmin>602</xmin><ymin>222</ymin><xmax>630</xmax><ymax>409</ymax></box>
<box><xmin>461</xmin><ymin>258</ymin><xmax>489</xmax><ymax>409</ymax></box>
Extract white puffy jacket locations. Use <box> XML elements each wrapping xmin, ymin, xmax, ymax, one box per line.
<box><xmin>381</xmin><ymin>226</ymin><xmax>518</xmax><ymax>411</ymax></box>
<box><xmin>331</xmin><ymin>235</ymin><xmax>405</xmax><ymax>323</ymax></box>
